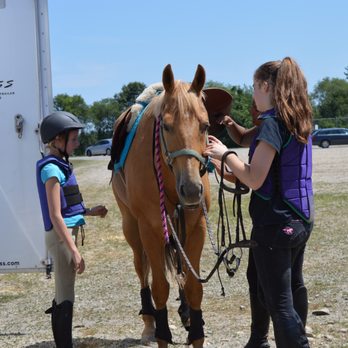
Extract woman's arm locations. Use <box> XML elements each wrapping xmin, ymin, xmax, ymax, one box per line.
<box><xmin>224</xmin><ymin>141</ymin><xmax>276</xmax><ymax>190</ymax></box>
<box><xmin>204</xmin><ymin>136</ymin><xmax>276</xmax><ymax>190</ymax></box>
<box><xmin>220</xmin><ymin>116</ymin><xmax>258</xmax><ymax>147</ymax></box>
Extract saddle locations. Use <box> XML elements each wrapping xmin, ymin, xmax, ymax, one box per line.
<box><xmin>108</xmin><ymin>107</ymin><xmax>132</xmax><ymax>171</ymax></box>
<box><xmin>203</xmin><ymin>88</ymin><xmax>233</xmax><ymax>137</ymax></box>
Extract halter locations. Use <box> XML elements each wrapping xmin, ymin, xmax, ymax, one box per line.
<box><xmin>158</xmin><ymin>116</ymin><xmax>212</xmax><ymax>176</ymax></box>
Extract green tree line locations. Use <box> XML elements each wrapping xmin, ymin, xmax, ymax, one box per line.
<box><xmin>54</xmin><ymin>68</ymin><xmax>348</xmax><ymax>155</ymax></box>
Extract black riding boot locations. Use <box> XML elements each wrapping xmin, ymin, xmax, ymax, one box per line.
<box><xmin>293</xmin><ymin>286</ymin><xmax>308</xmax><ymax>327</ymax></box>
<box><xmin>46</xmin><ymin>299</ymin><xmax>73</xmax><ymax>348</ymax></box>
<box><xmin>245</xmin><ymin>292</ymin><xmax>271</xmax><ymax>348</ymax></box>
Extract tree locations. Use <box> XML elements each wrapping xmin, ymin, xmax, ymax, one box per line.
<box><xmin>88</xmin><ymin>98</ymin><xmax>120</xmax><ymax>139</ymax></box>
<box><xmin>114</xmin><ymin>82</ymin><xmax>146</xmax><ymax>113</ymax></box>
<box><xmin>345</xmin><ymin>66</ymin><xmax>348</xmax><ymax>80</ymax></box>
<box><xmin>53</xmin><ymin>94</ymin><xmax>89</xmax><ymax>123</ymax></box>
<box><xmin>53</xmin><ymin>94</ymin><xmax>91</xmax><ymax>155</ymax></box>
<box><xmin>311</xmin><ymin>78</ymin><xmax>348</xmax><ymax>127</ymax></box>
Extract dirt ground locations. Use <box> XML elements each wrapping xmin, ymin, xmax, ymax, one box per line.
<box><xmin>0</xmin><ymin>145</ymin><xmax>347</xmax><ymax>348</ymax></box>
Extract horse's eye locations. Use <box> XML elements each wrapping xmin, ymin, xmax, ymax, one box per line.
<box><xmin>201</xmin><ymin>123</ymin><xmax>210</xmax><ymax>134</ymax></box>
<box><xmin>163</xmin><ymin>123</ymin><xmax>171</xmax><ymax>132</ymax></box>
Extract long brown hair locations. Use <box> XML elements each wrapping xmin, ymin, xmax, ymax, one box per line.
<box><xmin>254</xmin><ymin>57</ymin><xmax>312</xmax><ymax>143</ymax></box>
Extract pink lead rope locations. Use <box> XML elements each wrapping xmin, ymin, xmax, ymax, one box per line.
<box><xmin>154</xmin><ymin>115</ymin><xmax>170</xmax><ymax>244</ymax></box>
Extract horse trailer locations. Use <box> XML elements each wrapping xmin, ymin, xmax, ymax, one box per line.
<box><xmin>0</xmin><ymin>0</ymin><xmax>52</xmax><ymax>273</ymax></box>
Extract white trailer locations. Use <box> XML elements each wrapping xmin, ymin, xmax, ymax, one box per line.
<box><xmin>0</xmin><ymin>0</ymin><xmax>52</xmax><ymax>272</ymax></box>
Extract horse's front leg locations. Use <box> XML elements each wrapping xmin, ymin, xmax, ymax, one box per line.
<box><xmin>115</xmin><ymin>197</ymin><xmax>156</xmax><ymax>344</ymax></box>
<box><xmin>140</xmin><ymin>222</ymin><xmax>172</xmax><ymax>348</ymax></box>
<box><xmin>183</xmin><ymin>222</ymin><xmax>205</xmax><ymax>348</ymax></box>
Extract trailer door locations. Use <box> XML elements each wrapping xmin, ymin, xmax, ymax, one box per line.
<box><xmin>0</xmin><ymin>0</ymin><xmax>52</xmax><ymax>272</ymax></box>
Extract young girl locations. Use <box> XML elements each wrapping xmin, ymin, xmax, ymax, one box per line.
<box><xmin>204</xmin><ymin>57</ymin><xmax>314</xmax><ymax>348</ymax></box>
<box><xmin>36</xmin><ymin>111</ymin><xmax>108</xmax><ymax>347</ymax></box>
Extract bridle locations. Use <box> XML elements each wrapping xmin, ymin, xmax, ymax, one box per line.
<box><xmin>157</xmin><ymin>115</ymin><xmax>212</xmax><ymax>177</ymax></box>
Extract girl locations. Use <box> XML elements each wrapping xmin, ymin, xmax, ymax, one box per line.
<box><xmin>204</xmin><ymin>57</ymin><xmax>314</xmax><ymax>348</ymax></box>
<box><xmin>36</xmin><ymin>111</ymin><xmax>108</xmax><ymax>347</ymax></box>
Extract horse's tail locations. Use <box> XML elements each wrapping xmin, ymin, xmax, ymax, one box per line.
<box><xmin>164</xmin><ymin>241</ymin><xmax>175</xmax><ymax>274</ymax></box>
<box><xmin>164</xmin><ymin>240</ymin><xmax>186</xmax><ymax>289</ymax></box>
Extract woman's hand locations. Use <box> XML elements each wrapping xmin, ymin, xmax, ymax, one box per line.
<box><xmin>86</xmin><ymin>205</ymin><xmax>108</xmax><ymax>218</ymax></box>
<box><xmin>204</xmin><ymin>135</ymin><xmax>228</xmax><ymax>161</ymax></box>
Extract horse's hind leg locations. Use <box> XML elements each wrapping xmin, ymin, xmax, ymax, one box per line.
<box><xmin>115</xmin><ymin>198</ymin><xmax>155</xmax><ymax>344</ymax></box>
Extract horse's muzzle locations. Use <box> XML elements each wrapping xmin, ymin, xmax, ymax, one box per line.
<box><xmin>178</xmin><ymin>182</ymin><xmax>204</xmax><ymax>208</ymax></box>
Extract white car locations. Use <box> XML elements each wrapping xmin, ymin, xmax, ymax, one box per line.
<box><xmin>85</xmin><ymin>138</ymin><xmax>112</xmax><ymax>156</ymax></box>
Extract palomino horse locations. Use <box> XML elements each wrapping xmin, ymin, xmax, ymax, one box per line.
<box><xmin>111</xmin><ymin>64</ymin><xmax>211</xmax><ymax>347</ymax></box>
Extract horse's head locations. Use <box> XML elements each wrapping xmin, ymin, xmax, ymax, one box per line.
<box><xmin>156</xmin><ymin>64</ymin><xmax>210</xmax><ymax>208</ymax></box>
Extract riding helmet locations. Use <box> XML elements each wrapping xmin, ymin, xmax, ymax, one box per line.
<box><xmin>40</xmin><ymin>111</ymin><xmax>85</xmax><ymax>144</ymax></box>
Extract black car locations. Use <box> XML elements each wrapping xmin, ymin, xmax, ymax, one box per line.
<box><xmin>311</xmin><ymin>128</ymin><xmax>348</xmax><ymax>148</ymax></box>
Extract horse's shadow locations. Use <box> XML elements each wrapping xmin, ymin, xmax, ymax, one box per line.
<box><xmin>24</xmin><ymin>337</ymin><xmax>144</xmax><ymax>348</ymax></box>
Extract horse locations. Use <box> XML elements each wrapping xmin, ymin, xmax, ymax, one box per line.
<box><xmin>110</xmin><ymin>64</ymin><xmax>211</xmax><ymax>348</ymax></box>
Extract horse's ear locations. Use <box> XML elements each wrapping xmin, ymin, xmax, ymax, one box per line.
<box><xmin>163</xmin><ymin>64</ymin><xmax>175</xmax><ymax>94</ymax></box>
<box><xmin>189</xmin><ymin>64</ymin><xmax>206</xmax><ymax>95</ymax></box>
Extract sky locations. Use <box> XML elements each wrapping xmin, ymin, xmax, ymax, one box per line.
<box><xmin>47</xmin><ymin>0</ymin><xmax>348</xmax><ymax>106</ymax></box>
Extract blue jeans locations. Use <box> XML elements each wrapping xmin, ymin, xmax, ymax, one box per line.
<box><xmin>251</xmin><ymin>220</ymin><xmax>313</xmax><ymax>348</ymax></box>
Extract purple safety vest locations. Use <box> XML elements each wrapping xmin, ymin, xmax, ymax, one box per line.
<box><xmin>36</xmin><ymin>155</ymin><xmax>86</xmax><ymax>231</ymax></box>
<box><xmin>249</xmin><ymin>114</ymin><xmax>314</xmax><ymax>223</ymax></box>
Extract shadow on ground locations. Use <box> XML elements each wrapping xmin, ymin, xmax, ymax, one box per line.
<box><xmin>24</xmin><ymin>337</ymin><xmax>143</xmax><ymax>348</ymax></box>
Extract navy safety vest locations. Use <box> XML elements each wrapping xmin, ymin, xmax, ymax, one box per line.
<box><xmin>36</xmin><ymin>155</ymin><xmax>86</xmax><ymax>231</ymax></box>
<box><xmin>249</xmin><ymin>113</ymin><xmax>314</xmax><ymax>223</ymax></box>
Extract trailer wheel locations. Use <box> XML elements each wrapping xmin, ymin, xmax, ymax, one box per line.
<box><xmin>86</xmin><ymin>150</ymin><xmax>92</xmax><ymax>156</ymax></box>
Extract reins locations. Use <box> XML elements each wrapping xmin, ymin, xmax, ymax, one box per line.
<box><xmin>154</xmin><ymin>115</ymin><xmax>256</xmax><ymax>291</ymax></box>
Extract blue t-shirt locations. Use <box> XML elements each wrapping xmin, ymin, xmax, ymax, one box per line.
<box><xmin>41</xmin><ymin>163</ymin><xmax>85</xmax><ymax>227</ymax></box>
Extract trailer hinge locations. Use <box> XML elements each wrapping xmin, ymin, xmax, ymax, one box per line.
<box><xmin>15</xmin><ymin>114</ymin><xmax>24</xmax><ymax>138</ymax></box>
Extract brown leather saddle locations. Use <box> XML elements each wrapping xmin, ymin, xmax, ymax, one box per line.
<box><xmin>203</xmin><ymin>88</ymin><xmax>233</xmax><ymax>137</ymax></box>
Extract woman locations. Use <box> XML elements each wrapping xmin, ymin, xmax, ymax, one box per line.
<box><xmin>204</xmin><ymin>57</ymin><xmax>314</xmax><ymax>348</ymax></box>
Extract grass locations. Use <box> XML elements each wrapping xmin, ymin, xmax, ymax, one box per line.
<box><xmin>0</xmin><ymin>151</ymin><xmax>347</xmax><ymax>347</ymax></box>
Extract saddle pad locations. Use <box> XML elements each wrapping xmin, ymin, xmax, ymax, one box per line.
<box><xmin>112</xmin><ymin>104</ymin><xmax>148</xmax><ymax>173</ymax></box>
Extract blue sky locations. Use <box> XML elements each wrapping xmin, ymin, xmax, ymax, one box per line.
<box><xmin>48</xmin><ymin>0</ymin><xmax>347</xmax><ymax>105</ymax></box>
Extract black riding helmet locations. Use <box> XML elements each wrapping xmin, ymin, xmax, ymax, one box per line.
<box><xmin>40</xmin><ymin>111</ymin><xmax>85</xmax><ymax>144</ymax></box>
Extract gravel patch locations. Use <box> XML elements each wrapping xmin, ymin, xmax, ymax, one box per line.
<box><xmin>0</xmin><ymin>146</ymin><xmax>347</xmax><ymax>347</ymax></box>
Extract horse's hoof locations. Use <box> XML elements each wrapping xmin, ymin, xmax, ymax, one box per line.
<box><xmin>141</xmin><ymin>334</ymin><xmax>156</xmax><ymax>346</ymax></box>
<box><xmin>191</xmin><ymin>337</ymin><xmax>204</xmax><ymax>347</ymax></box>
<box><xmin>141</xmin><ymin>314</ymin><xmax>156</xmax><ymax>345</ymax></box>
<box><xmin>157</xmin><ymin>338</ymin><xmax>169</xmax><ymax>348</ymax></box>
<box><xmin>141</xmin><ymin>328</ymin><xmax>156</xmax><ymax>345</ymax></box>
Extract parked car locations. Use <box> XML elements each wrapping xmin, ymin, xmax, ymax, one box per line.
<box><xmin>312</xmin><ymin>128</ymin><xmax>348</xmax><ymax>148</ymax></box>
<box><xmin>85</xmin><ymin>138</ymin><xmax>112</xmax><ymax>156</ymax></box>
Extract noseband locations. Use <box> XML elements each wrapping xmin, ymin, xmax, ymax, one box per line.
<box><xmin>157</xmin><ymin>115</ymin><xmax>212</xmax><ymax>176</ymax></box>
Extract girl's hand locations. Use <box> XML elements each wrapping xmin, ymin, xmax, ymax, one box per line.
<box><xmin>217</xmin><ymin>115</ymin><xmax>234</xmax><ymax>128</ymax></box>
<box><xmin>210</xmin><ymin>158</ymin><xmax>237</xmax><ymax>183</ymax></box>
<box><xmin>72</xmin><ymin>250</ymin><xmax>85</xmax><ymax>274</ymax></box>
<box><xmin>88</xmin><ymin>205</ymin><xmax>108</xmax><ymax>218</ymax></box>
<box><xmin>204</xmin><ymin>135</ymin><xmax>228</xmax><ymax>161</ymax></box>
